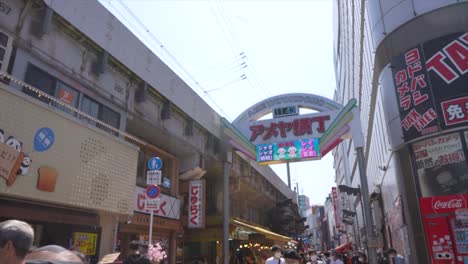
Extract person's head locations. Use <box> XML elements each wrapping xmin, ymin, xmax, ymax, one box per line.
<box><xmin>0</xmin><ymin>220</ymin><xmax>34</xmax><ymax>264</ymax></box>
<box><xmin>128</xmin><ymin>241</ymin><xmax>140</xmax><ymax>253</ymax></box>
<box><xmin>271</xmin><ymin>245</ymin><xmax>282</xmax><ymax>259</ymax></box>
<box><xmin>331</xmin><ymin>252</ymin><xmax>339</xmax><ymax>260</ymax></box>
<box><xmin>359</xmin><ymin>253</ymin><xmax>367</xmax><ymax>263</ymax></box>
<box><xmin>386</xmin><ymin>248</ymin><xmax>397</xmax><ymax>258</ymax></box>
<box><xmin>283</xmin><ymin>249</ymin><xmax>301</xmax><ymax>264</ymax></box>
<box><xmin>25</xmin><ymin>245</ymin><xmax>84</xmax><ymax>264</ymax></box>
<box><xmin>323</xmin><ymin>252</ymin><xmax>330</xmax><ymax>259</ymax></box>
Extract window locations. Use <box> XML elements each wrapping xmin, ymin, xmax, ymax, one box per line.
<box><xmin>0</xmin><ymin>29</ymin><xmax>13</xmax><ymax>72</ymax></box>
<box><xmin>24</xmin><ymin>64</ymin><xmax>121</xmax><ymax>133</ymax></box>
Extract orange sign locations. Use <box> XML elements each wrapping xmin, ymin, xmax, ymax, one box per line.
<box><xmin>58</xmin><ymin>89</ymin><xmax>74</xmax><ymax>104</ymax></box>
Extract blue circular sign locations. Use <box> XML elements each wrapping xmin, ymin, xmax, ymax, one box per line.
<box><xmin>34</xmin><ymin>127</ymin><xmax>55</xmax><ymax>152</ymax></box>
<box><xmin>148</xmin><ymin>157</ymin><xmax>162</xmax><ymax>171</ymax></box>
<box><xmin>146</xmin><ymin>185</ymin><xmax>161</xmax><ymax>199</ymax></box>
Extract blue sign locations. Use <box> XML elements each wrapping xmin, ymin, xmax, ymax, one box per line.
<box><xmin>148</xmin><ymin>157</ymin><xmax>162</xmax><ymax>171</ymax></box>
<box><xmin>34</xmin><ymin>127</ymin><xmax>55</xmax><ymax>152</ymax></box>
<box><xmin>146</xmin><ymin>185</ymin><xmax>161</xmax><ymax>199</ymax></box>
<box><xmin>163</xmin><ymin>178</ymin><xmax>170</xmax><ymax>189</ymax></box>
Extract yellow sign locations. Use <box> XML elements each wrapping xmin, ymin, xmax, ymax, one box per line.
<box><xmin>73</xmin><ymin>232</ymin><xmax>98</xmax><ymax>255</ymax></box>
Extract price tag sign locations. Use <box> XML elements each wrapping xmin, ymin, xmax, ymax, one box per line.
<box><xmin>146</xmin><ymin>170</ymin><xmax>162</xmax><ymax>185</ymax></box>
<box><xmin>146</xmin><ymin>198</ymin><xmax>160</xmax><ymax>210</ymax></box>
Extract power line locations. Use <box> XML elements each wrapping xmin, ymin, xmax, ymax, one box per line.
<box><xmin>113</xmin><ymin>0</ymin><xmax>233</xmax><ymax>120</ymax></box>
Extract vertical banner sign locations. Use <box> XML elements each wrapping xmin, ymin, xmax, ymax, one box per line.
<box><xmin>391</xmin><ymin>32</ymin><xmax>468</xmax><ymax>142</ymax></box>
<box><xmin>188</xmin><ymin>180</ymin><xmax>205</xmax><ymax>228</ymax></box>
<box><xmin>332</xmin><ymin>187</ymin><xmax>340</xmax><ymax>229</ymax></box>
<box><xmin>391</xmin><ymin>45</ymin><xmax>439</xmax><ymax>141</ymax></box>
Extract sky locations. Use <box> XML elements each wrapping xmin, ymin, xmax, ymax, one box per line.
<box><xmin>100</xmin><ymin>0</ymin><xmax>336</xmax><ymax>205</ymax></box>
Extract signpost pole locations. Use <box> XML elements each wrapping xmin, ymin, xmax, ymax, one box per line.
<box><xmin>356</xmin><ymin>147</ymin><xmax>377</xmax><ymax>264</ymax></box>
<box><xmin>286</xmin><ymin>161</ymin><xmax>291</xmax><ymax>188</ymax></box>
<box><xmin>149</xmin><ymin>209</ymin><xmax>153</xmax><ymax>246</ymax></box>
<box><xmin>223</xmin><ymin>152</ymin><xmax>231</xmax><ymax>264</ymax></box>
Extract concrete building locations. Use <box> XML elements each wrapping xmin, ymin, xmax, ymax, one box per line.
<box><xmin>332</xmin><ymin>0</ymin><xmax>468</xmax><ymax>263</ymax></box>
<box><xmin>0</xmin><ymin>1</ymin><xmax>300</xmax><ymax>264</ymax></box>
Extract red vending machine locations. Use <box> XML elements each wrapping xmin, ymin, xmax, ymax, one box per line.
<box><xmin>420</xmin><ymin>194</ymin><xmax>468</xmax><ymax>264</ymax></box>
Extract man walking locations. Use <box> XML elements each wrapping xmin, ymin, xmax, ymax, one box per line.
<box><xmin>0</xmin><ymin>220</ymin><xmax>34</xmax><ymax>264</ymax></box>
<box><xmin>123</xmin><ymin>241</ymin><xmax>151</xmax><ymax>264</ymax></box>
<box><xmin>330</xmin><ymin>252</ymin><xmax>344</xmax><ymax>264</ymax></box>
<box><xmin>265</xmin><ymin>245</ymin><xmax>286</xmax><ymax>264</ymax></box>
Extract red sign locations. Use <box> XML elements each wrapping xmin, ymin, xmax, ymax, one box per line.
<box><xmin>332</xmin><ymin>187</ymin><xmax>340</xmax><ymax>229</ymax></box>
<box><xmin>188</xmin><ymin>180</ymin><xmax>205</xmax><ymax>228</ymax></box>
<box><xmin>420</xmin><ymin>194</ymin><xmax>468</xmax><ymax>215</ymax></box>
<box><xmin>146</xmin><ymin>185</ymin><xmax>160</xmax><ymax>199</ymax></box>
<box><xmin>441</xmin><ymin>96</ymin><xmax>468</xmax><ymax>126</ymax></box>
<box><xmin>249</xmin><ymin>115</ymin><xmax>330</xmax><ymax>142</ymax></box>
<box><xmin>58</xmin><ymin>89</ymin><xmax>75</xmax><ymax>104</ymax></box>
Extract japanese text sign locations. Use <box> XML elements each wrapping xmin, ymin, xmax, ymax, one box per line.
<box><xmin>146</xmin><ymin>198</ymin><xmax>160</xmax><ymax>210</ymax></box>
<box><xmin>247</xmin><ymin>111</ymin><xmax>338</xmax><ymax>145</ymax></box>
<box><xmin>256</xmin><ymin>138</ymin><xmax>320</xmax><ymax>164</ymax></box>
<box><xmin>135</xmin><ymin>187</ymin><xmax>180</xmax><ymax>219</ymax></box>
<box><xmin>391</xmin><ymin>32</ymin><xmax>468</xmax><ymax>142</ymax></box>
<box><xmin>73</xmin><ymin>232</ymin><xmax>98</xmax><ymax>255</ymax></box>
<box><xmin>188</xmin><ymin>180</ymin><xmax>205</xmax><ymax>228</ymax></box>
<box><xmin>146</xmin><ymin>170</ymin><xmax>162</xmax><ymax>185</ymax></box>
<box><xmin>332</xmin><ymin>187</ymin><xmax>340</xmax><ymax>229</ymax></box>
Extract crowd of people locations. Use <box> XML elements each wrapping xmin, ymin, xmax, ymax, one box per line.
<box><xmin>1</xmin><ymin>219</ymin><xmax>405</xmax><ymax>264</ymax></box>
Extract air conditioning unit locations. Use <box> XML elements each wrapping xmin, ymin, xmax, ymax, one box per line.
<box><xmin>0</xmin><ymin>29</ymin><xmax>13</xmax><ymax>73</ymax></box>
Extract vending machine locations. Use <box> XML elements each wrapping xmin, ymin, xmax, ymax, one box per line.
<box><xmin>420</xmin><ymin>194</ymin><xmax>468</xmax><ymax>264</ymax></box>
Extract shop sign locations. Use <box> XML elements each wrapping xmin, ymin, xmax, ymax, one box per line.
<box><xmin>391</xmin><ymin>32</ymin><xmax>468</xmax><ymax>142</ymax></box>
<box><xmin>58</xmin><ymin>88</ymin><xmax>75</xmax><ymax>104</ymax></box>
<box><xmin>256</xmin><ymin>138</ymin><xmax>320</xmax><ymax>164</ymax></box>
<box><xmin>0</xmin><ymin>143</ymin><xmax>23</xmax><ymax>184</ymax></box>
<box><xmin>135</xmin><ymin>187</ymin><xmax>180</xmax><ymax>220</ymax></box>
<box><xmin>332</xmin><ymin>187</ymin><xmax>340</xmax><ymax>229</ymax></box>
<box><xmin>73</xmin><ymin>232</ymin><xmax>98</xmax><ymax>255</ymax></box>
<box><xmin>420</xmin><ymin>194</ymin><xmax>467</xmax><ymax>215</ymax></box>
<box><xmin>412</xmin><ymin>132</ymin><xmax>468</xmax><ymax>197</ymax></box>
<box><xmin>188</xmin><ymin>179</ymin><xmax>205</xmax><ymax>228</ymax></box>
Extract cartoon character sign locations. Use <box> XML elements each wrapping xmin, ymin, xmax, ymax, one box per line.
<box><xmin>0</xmin><ymin>128</ymin><xmax>32</xmax><ymax>186</ymax></box>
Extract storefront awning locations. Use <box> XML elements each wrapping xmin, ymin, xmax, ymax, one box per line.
<box><xmin>334</xmin><ymin>242</ymin><xmax>353</xmax><ymax>253</ymax></box>
<box><xmin>231</xmin><ymin>218</ymin><xmax>292</xmax><ymax>242</ymax></box>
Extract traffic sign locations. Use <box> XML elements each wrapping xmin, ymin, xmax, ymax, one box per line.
<box><xmin>146</xmin><ymin>170</ymin><xmax>162</xmax><ymax>185</ymax></box>
<box><xmin>146</xmin><ymin>198</ymin><xmax>160</xmax><ymax>209</ymax></box>
<box><xmin>147</xmin><ymin>157</ymin><xmax>162</xmax><ymax>171</ymax></box>
<box><xmin>146</xmin><ymin>185</ymin><xmax>161</xmax><ymax>199</ymax></box>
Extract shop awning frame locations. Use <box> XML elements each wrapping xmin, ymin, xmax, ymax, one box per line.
<box><xmin>231</xmin><ymin>218</ymin><xmax>292</xmax><ymax>242</ymax></box>
<box><xmin>334</xmin><ymin>242</ymin><xmax>353</xmax><ymax>253</ymax></box>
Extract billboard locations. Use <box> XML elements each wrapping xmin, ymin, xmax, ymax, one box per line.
<box><xmin>391</xmin><ymin>32</ymin><xmax>468</xmax><ymax>142</ymax></box>
<box><xmin>256</xmin><ymin>138</ymin><xmax>320</xmax><ymax>165</ymax></box>
<box><xmin>411</xmin><ymin>132</ymin><xmax>468</xmax><ymax>197</ymax></box>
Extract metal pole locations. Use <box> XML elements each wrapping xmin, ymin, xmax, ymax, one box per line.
<box><xmin>149</xmin><ymin>210</ymin><xmax>153</xmax><ymax>246</ymax></box>
<box><xmin>356</xmin><ymin>147</ymin><xmax>377</xmax><ymax>263</ymax></box>
<box><xmin>286</xmin><ymin>161</ymin><xmax>291</xmax><ymax>188</ymax></box>
<box><xmin>223</xmin><ymin>159</ymin><xmax>230</xmax><ymax>264</ymax></box>
<box><xmin>113</xmin><ymin>216</ymin><xmax>119</xmax><ymax>252</ymax></box>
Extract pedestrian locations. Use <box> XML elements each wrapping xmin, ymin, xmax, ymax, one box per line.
<box><xmin>308</xmin><ymin>250</ymin><xmax>319</xmax><ymax>264</ymax></box>
<box><xmin>329</xmin><ymin>252</ymin><xmax>344</xmax><ymax>264</ymax></box>
<box><xmin>265</xmin><ymin>245</ymin><xmax>286</xmax><ymax>264</ymax></box>
<box><xmin>25</xmin><ymin>245</ymin><xmax>85</xmax><ymax>264</ymax></box>
<box><xmin>322</xmin><ymin>252</ymin><xmax>331</xmax><ymax>264</ymax></box>
<box><xmin>357</xmin><ymin>253</ymin><xmax>367</xmax><ymax>264</ymax></box>
<box><xmin>0</xmin><ymin>219</ymin><xmax>34</xmax><ymax>264</ymax></box>
<box><xmin>386</xmin><ymin>248</ymin><xmax>404</xmax><ymax>264</ymax></box>
<box><xmin>123</xmin><ymin>241</ymin><xmax>151</xmax><ymax>264</ymax></box>
<box><xmin>283</xmin><ymin>249</ymin><xmax>301</xmax><ymax>264</ymax></box>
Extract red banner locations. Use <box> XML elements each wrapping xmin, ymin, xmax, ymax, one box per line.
<box><xmin>420</xmin><ymin>194</ymin><xmax>468</xmax><ymax>215</ymax></box>
<box><xmin>332</xmin><ymin>187</ymin><xmax>340</xmax><ymax>229</ymax></box>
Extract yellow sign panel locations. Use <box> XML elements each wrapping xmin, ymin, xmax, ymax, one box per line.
<box><xmin>73</xmin><ymin>232</ymin><xmax>98</xmax><ymax>255</ymax></box>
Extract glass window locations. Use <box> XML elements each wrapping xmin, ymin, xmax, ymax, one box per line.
<box><xmin>53</xmin><ymin>81</ymin><xmax>79</xmax><ymax>115</ymax></box>
<box><xmin>99</xmin><ymin>105</ymin><xmax>120</xmax><ymax>129</ymax></box>
<box><xmin>24</xmin><ymin>64</ymin><xmax>56</xmax><ymax>105</ymax></box>
<box><xmin>412</xmin><ymin>132</ymin><xmax>468</xmax><ymax>197</ymax></box>
<box><xmin>80</xmin><ymin>95</ymin><xmax>99</xmax><ymax>126</ymax></box>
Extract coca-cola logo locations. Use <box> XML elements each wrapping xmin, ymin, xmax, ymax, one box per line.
<box><xmin>433</xmin><ymin>198</ymin><xmax>465</xmax><ymax>210</ymax></box>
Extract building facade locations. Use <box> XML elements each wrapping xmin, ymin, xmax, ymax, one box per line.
<box><xmin>0</xmin><ymin>1</ymin><xmax>301</xmax><ymax>264</ymax></box>
<box><xmin>333</xmin><ymin>0</ymin><xmax>467</xmax><ymax>263</ymax></box>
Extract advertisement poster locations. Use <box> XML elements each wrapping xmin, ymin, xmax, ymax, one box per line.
<box><xmin>391</xmin><ymin>32</ymin><xmax>468</xmax><ymax>142</ymax></box>
<box><xmin>412</xmin><ymin>133</ymin><xmax>468</xmax><ymax>197</ymax></box>
<box><xmin>73</xmin><ymin>232</ymin><xmax>98</xmax><ymax>255</ymax></box>
<box><xmin>188</xmin><ymin>180</ymin><xmax>205</xmax><ymax>228</ymax></box>
<box><xmin>256</xmin><ymin>138</ymin><xmax>320</xmax><ymax>164</ymax></box>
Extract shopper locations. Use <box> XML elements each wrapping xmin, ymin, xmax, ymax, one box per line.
<box><xmin>283</xmin><ymin>249</ymin><xmax>302</xmax><ymax>264</ymax></box>
<box><xmin>386</xmin><ymin>248</ymin><xmax>404</xmax><ymax>264</ymax></box>
<box><xmin>123</xmin><ymin>241</ymin><xmax>151</xmax><ymax>264</ymax></box>
<box><xmin>265</xmin><ymin>245</ymin><xmax>286</xmax><ymax>264</ymax></box>
<box><xmin>25</xmin><ymin>245</ymin><xmax>85</xmax><ymax>264</ymax></box>
<box><xmin>330</xmin><ymin>252</ymin><xmax>344</xmax><ymax>264</ymax></box>
<box><xmin>308</xmin><ymin>250</ymin><xmax>319</xmax><ymax>264</ymax></box>
<box><xmin>357</xmin><ymin>253</ymin><xmax>367</xmax><ymax>264</ymax></box>
<box><xmin>322</xmin><ymin>252</ymin><xmax>331</xmax><ymax>264</ymax></box>
<box><xmin>0</xmin><ymin>220</ymin><xmax>34</xmax><ymax>264</ymax></box>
